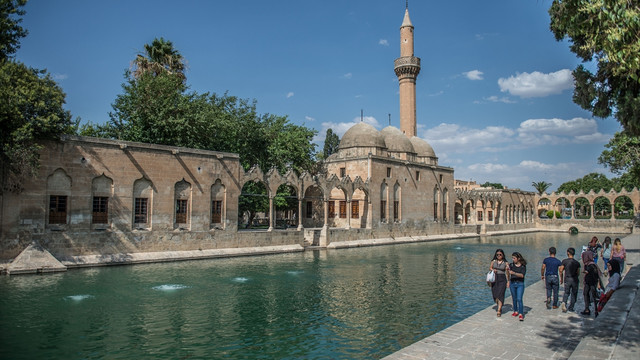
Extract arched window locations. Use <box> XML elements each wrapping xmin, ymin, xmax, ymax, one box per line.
<box><xmin>211</xmin><ymin>179</ymin><xmax>226</xmax><ymax>227</ymax></box>
<box><xmin>133</xmin><ymin>178</ymin><xmax>153</xmax><ymax>229</ymax></box>
<box><xmin>92</xmin><ymin>174</ymin><xmax>113</xmax><ymax>226</ymax></box>
<box><xmin>47</xmin><ymin>169</ymin><xmax>71</xmax><ymax>225</ymax></box>
<box><xmin>175</xmin><ymin>179</ymin><xmax>191</xmax><ymax>228</ymax></box>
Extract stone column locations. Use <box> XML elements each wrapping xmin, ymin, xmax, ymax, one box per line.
<box><xmin>267</xmin><ymin>196</ymin><xmax>274</xmax><ymax>231</ymax></box>
<box><xmin>346</xmin><ymin>200</ymin><xmax>352</xmax><ymax>229</ymax></box>
<box><xmin>590</xmin><ymin>203</ymin><xmax>595</xmax><ymax>220</ymax></box>
<box><xmin>297</xmin><ymin>198</ymin><xmax>303</xmax><ymax>230</ymax></box>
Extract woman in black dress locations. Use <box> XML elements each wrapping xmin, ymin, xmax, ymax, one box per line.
<box><xmin>489</xmin><ymin>248</ymin><xmax>510</xmax><ymax>316</ymax></box>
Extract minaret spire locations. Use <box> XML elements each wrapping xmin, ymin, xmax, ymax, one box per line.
<box><xmin>394</xmin><ymin>4</ymin><xmax>421</xmax><ymax>137</ymax></box>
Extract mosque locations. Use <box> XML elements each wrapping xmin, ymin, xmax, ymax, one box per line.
<box><xmin>1</xmin><ymin>7</ymin><xmax>636</xmax><ymax>273</ymax></box>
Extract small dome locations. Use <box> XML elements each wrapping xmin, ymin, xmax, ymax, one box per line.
<box><xmin>381</xmin><ymin>126</ymin><xmax>415</xmax><ymax>153</ymax></box>
<box><xmin>410</xmin><ymin>136</ymin><xmax>436</xmax><ymax>157</ymax></box>
<box><xmin>339</xmin><ymin>122</ymin><xmax>386</xmax><ymax>150</ymax></box>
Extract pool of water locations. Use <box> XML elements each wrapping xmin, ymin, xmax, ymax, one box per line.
<box><xmin>0</xmin><ymin>232</ymin><xmax>605</xmax><ymax>359</ymax></box>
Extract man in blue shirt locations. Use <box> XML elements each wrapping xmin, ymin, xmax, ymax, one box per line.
<box><xmin>541</xmin><ymin>247</ymin><xmax>562</xmax><ymax>309</ymax></box>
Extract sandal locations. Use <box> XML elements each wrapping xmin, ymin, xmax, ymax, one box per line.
<box><xmin>497</xmin><ymin>311</ymin><xmax>501</xmax><ymax>317</ymax></box>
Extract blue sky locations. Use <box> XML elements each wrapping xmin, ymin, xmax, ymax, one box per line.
<box><xmin>16</xmin><ymin>0</ymin><xmax>622</xmax><ymax>192</ymax></box>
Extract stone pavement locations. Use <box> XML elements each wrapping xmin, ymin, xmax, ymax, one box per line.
<box><xmin>383</xmin><ymin>233</ymin><xmax>640</xmax><ymax>360</ymax></box>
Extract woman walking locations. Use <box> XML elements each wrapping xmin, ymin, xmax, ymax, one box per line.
<box><xmin>601</xmin><ymin>237</ymin><xmax>612</xmax><ymax>276</ymax></box>
<box><xmin>509</xmin><ymin>252</ymin><xmax>527</xmax><ymax>321</ymax></box>
<box><xmin>610</xmin><ymin>238</ymin><xmax>626</xmax><ymax>274</ymax></box>
<box><xmin>587</xmin><ymin>236</ymin><xmax>602</xmax><ymax>264</ymax></box>
<box><xmin>489</xmin><ymin>249</ymin><xmax>510</xmax><ymax>317</ymax></box>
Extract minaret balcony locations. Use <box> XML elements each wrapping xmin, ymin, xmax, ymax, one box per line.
<box><xmin>394</xmin><ymin>56</ymin><xmax>421</xmax><ymax>76</ymax></box>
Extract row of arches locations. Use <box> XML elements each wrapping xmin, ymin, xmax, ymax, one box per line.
<box><xmin>239</xmin><ymin>166</ymin><xmax>451</xmax><ymax>230</ymax></box>
<box><xmin>538</xmin><ymin>194</ymin><xmax>636</xmax><ymax>220</ymax></box>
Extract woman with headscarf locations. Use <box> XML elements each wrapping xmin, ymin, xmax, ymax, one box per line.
<box><xmin>489</xmin><ymin>248</ymin><xmax>510</xmax><ymax>317</ymax></box>
<box><xmin>581</xmin><ymin>251</ymin><xmax>603</xmax><ymax>316</ymax></box>
<box><xmin>596</xmin><ymin>259</ymin><xmax>621</xmax><ymax>315</ymax></box>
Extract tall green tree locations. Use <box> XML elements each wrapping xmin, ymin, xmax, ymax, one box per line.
<box><xmin>0</xmin><ymin>0</ymin><xmax>27</xmax><ymax>61</ymax></box>
<box><xmin>549</xmin><ymin>0</ymin><xmax>640</xmax><ymax>135</ymax></box>
<box><xmin>1</xmin><ymin>0</ymin><xmax>76</xmax><ymax>193</ymax></box>
<box><xmin>323</xmin><ymin>128</ymin><xmax>340</xmax><ymax>158</ymax></box>
<box><xmin>598</xmin><ymin>131</ymin><xmax>640</xmax><ymax>190</ymax></box>
<box><xmin>531</xmin><ymin>181</ymin><xmax>552</xmax><ymax>195</ymax></box>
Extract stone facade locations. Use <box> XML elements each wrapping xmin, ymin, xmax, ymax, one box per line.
<box><xmin>0</xmin><ymin>135</ymin><xmax>247</xmax><ymax>259</ymax></box>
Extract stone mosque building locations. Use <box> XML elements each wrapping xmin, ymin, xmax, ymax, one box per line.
<box><xmin>1</xmin><ymin>7</ymin><xmax>637</xmax><ymax>273</ymax></box>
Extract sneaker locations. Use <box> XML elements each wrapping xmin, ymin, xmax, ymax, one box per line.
<box><xmin>519</xmin><ymin>314</ymin><xmax>524</xmax><ymax>321</ymax></box>
<box><xmin>512</xmin><ymin>312</ymin><xmax>518</xmax><ymax>317</ymax></box>
<box><xmin>561</xmin><ymin>302</ymin><xmax>567</xmax><ymax>312</ymax></box>
<box><xmin>580</xmin><ymin>310</ymin><xmax>591</xmax><ymax>316</ymax></box>
<box><xmin>553</xmin><ymin>305</ymin><xmax>559</xmax><ymax>309</ymax></box>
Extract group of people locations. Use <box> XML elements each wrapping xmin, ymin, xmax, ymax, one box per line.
<box><xmin>487</xmin><ymin>236</ymin><xmax>627</xmax><ymax>321</ymax></box>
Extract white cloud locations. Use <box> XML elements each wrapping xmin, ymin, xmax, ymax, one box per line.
<box><xmin>305</xmin><ymin>116</ymin><xmax>315</xmax><ymax>122</ymax></box>
<box><xmin>286</xmin><ymin>92</ymin><xmax>294</xmax><ymax>98</ymax></box>
<box><xmin>485</xmin><ymin>95</ymin><xmax>515</xmax><ymax>104</ymax></box>
<box><xmin>517</xmin><ymin>117</ymin><xmax>610</xmax><ymax>145</ymax></box>
<box><xmin>463</xmin><ymin>70</ymin><xmax>484</xmax><ymax>80</ymax></box>
<box><xmin>343</xmin><ymin>73</ymin><xmax>352</xmax><ymax>79</ymax></box>
<box><xmin>53</xmin><ymin>73</ymin><xmax>68</xmax><ymax>80</ymax></box>
<box><xmin>498</xmin><ymin>69</ymin><xmax>573</xmax><ymax>98</ymax></box>
<box><xmin>379</xmin><ymin>39</ymin><xmax>389</xmax><ymax>46</ymax></box>
<box><xmin>423</xmin><ymin>123</ymin><xmax>515</xmax><ymax>154</ymax></box>
<box><xmin>468</xmin><ymin>163</ymin><xmax>509</xmax><ymax>173</ymax></box>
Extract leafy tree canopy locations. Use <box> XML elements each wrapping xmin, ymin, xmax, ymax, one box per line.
<box><xmin>0</xmin><ymin>0</ymin><xmax>27</xmax><ymax>61</ymax></box>
<box><xmin>480</xmin><ymin>182</ymin><xmax>503</xmax><ymax>189</ymax></box>
<box><xmin>557</xmin><ymin>172</ymin><xmax>614</xmax><ymax>194</ymax></box>
<box><xmin>1</xmin><ymin>0</ymin><xmax>76</xmax><ymax>193</ymax></box>
<box><xmin>549</xmin><ymin>0</ymin><xmax>640</xmax><ymax>135</ymax></box>
<box><xmin>598</xmin><ymin>131</ymin><xmax>640</xmax><ymax>189</ymax></box>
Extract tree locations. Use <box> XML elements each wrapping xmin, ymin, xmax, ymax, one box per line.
<box><xmin>0</xmin><ymin>0</ymin><xmax>28</xmax><ymax>61</ymax></box>
<box><xmin>1</xmin><ymin>1</ymin><xmax>76</xmax><ymax>193</ymax></box>
<box><xmin>598</xmin><ymin>131</ymin><xmax>640</xmax><ymax>190</ymax></box>
<box><xmin>549</xmin><ymin>0</ymin><xmax>640</xmax><ymax>135</ymax></box>
<box><xmin>557</xmin><ymin>173</ymin><xmax>613</xmax><ymax>194</ymax></box>
<box><xmin>531</xmin><ymin>181</ymin><xmax>552</xmax><ymax>195</ymax></box>
<box><xmin>323</xmin><ymin>128</ymin><xmax>340</xmax><ymax>158</ymax></box>
<box><xmin>132</xmin><ymin>37</ymin><xmax>185</xmax><ymax>81</ymax></box>
<box><xmin>480</xmin><ymin>182</ymin><xmax>503</xmax><ymax>189</ymax></box>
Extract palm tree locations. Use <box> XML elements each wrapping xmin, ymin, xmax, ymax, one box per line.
<box><xmin>532</xmin><ymin>181</ymin><xmax>552</xmax><ymax>195</ymax></box>
<box><xmin>132</xmin><ymin>37</ymin><xmax>185</xmax><ymax>80</ymax></box>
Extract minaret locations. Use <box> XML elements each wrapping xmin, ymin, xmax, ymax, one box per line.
<box><xmin>394</xmin><ymin>5</ymin><xmax>421</xmax><ymax>138</ymax></box>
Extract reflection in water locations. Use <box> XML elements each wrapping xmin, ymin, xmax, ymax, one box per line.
<box><xmin>0</xmin><ymin>232</ymin><xmax>611</xmax><ymax>359</ymax></box>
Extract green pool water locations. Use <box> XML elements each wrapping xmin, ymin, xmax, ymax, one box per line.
<box><xmin>0</xmin><ymin>232</ymin><xmax>604</xmax><ymax>359</ymax></box>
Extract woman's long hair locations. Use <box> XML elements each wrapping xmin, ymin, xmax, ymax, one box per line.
<box><xmin>492</xmin><ymin>248</ymin><xmax>506</xmax><ymax>261</ymax></box>
<box><xmin>511</xmin><ymin>252</ymin><xmax>527</xmax><ymax>266</ymax></box>
<box><xmin>613</xmin><ymin>238</ymin><xmax>622</xmax><ymax>251</ymax></box>
<box><xmin>603</xmin><ymin>236</ymin><xmax>612</xmax><ymax>249</ymax></box>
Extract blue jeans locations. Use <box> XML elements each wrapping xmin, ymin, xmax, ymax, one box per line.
<box><xmin>545</xmin><ymin>275</ymin><xmax>559</xmax><ymax>306</ymax></box>
<box><xmin>510</xmin><ymin>281</ymin><xmax>525</xmax><ymax>314</ymax></box>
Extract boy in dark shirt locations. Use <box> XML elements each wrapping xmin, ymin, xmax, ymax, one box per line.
<box><xmin>559</xmin><ymin>247</ymin><xmax>581</xmax><ymax>312</ymax></box>
<box><xmin>541</xmin><ymin>247</ymin><xmax>562</xmax><ymax>309</ymax></box>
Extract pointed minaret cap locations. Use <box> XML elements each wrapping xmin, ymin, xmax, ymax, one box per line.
<box><xmin>401</xmin><ymin>8</ymin><xmax>413</xmax><ymax>28</ymax></box>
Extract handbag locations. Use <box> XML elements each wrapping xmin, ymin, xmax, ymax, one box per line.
<box><xmin>486</xmin><ymin>271</ymin><xmax>495</xmax><ymax>283</ymax></box>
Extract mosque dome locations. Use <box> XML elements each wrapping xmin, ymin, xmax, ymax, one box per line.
<box><xmin>410</xmin><ymin>136</ymin><xmax>436</xmax><ymax>157</ymax></box>
<box><xmin>381</xmin><ymin>126</ymin><xmax>415</xmax><ymax>153</ymax></box>
<box><xmin>339</xmin><ymin>122</ymin><xmax>386</xmax><ymax>149</ymax></box>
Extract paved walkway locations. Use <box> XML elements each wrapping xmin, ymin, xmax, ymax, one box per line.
<box><xmin>383</xmin><ymin>232</ymin><xmax>640</xmax><ymax>360</ymax></box>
